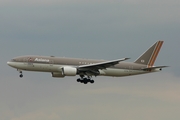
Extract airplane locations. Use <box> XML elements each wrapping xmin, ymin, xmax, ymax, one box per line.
<box><xmin>7</xmin><ymin>41</ymin><xmax>168</xmax><ymax>84</ymax></box>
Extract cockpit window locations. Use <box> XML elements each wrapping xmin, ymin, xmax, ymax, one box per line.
<box><xmin>11</xmin><ymin>59</ymin><xmax>15</xmax><ymax>62</ymax></box>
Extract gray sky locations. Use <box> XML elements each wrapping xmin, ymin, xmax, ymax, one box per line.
<box><xmin>0</xmin><ymin>0</ymin><xmax>180</xmax><ymax>120</ymax></box>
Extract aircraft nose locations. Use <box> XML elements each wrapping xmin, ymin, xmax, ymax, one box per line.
<box><xmin>7</xmin><ymin>61</ymin><xmax>12</xmax><ymax>66</ymax></box>
<box><xmin>7</xmin><ymin>61</ymin><xmax>17</xmax><ymax>68</ymax></box>
<box><xmin>7</xmin><ymin>61</ymin><xmax>10</xmax><ymax>65</ymax></box>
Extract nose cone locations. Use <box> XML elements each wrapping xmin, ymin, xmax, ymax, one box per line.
<box><xmin>7</xmin><ymin>61</ymin><xmax>13</xmax><ymax>67</ymax></box>
<box><xmin>7</xmin><ymin>61</ymin><xmax>10</xmax><ymax>66</ymax></box>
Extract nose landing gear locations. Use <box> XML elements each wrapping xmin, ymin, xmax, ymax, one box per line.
<box><xmin>18</xmin><ymin>70</ymin><xmax>23</xmax><ymax>78</ymax></box>
<box><xmin>19</xmin><ymin>74</ymin><xmax>23</xmax><ymax>78</ymax></box>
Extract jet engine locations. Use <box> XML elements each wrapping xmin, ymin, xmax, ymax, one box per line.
<box><xmin>62</xmin><ymin>66</ymin><xmax>77</xmax><ymax>76</ymax></box>
<box><xmin>52</xmin><ymin>66</ymin><xmax>77</xmax><ymax>78</ymax></box>
<box><xmin>51</xmin><ymin>72</ymin><xmax>65</xmax><ymax>78</ymax></box>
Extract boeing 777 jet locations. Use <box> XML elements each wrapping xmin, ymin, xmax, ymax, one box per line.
<box><xmin>7</xmin><ymin>41</ymin><xmax>167</xmax><ymax>84</ymax></box>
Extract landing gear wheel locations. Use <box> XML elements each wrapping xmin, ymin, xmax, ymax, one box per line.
<box><xmin>18</xmin><ymin>70</ymin><xmax>23</xmax><ymax>78</ymax></box>
<box><xmin>20</xmin><ymin>74</ymin><xmax>23</xmax><ymax>78</ymax></box>
<box><xmin>90</xmin><ymin>80</ymin><xmax>94</xmax><ymax>84</ymax></box>
<box><xmin>77</xmin><ymin>78</ymin><xmax>81</xmax><ymax>82</ymax></box>
<box><xmin>84</xmin><ymin>81</ymin><xmax>87</xmax><ymax>84</ymax></box>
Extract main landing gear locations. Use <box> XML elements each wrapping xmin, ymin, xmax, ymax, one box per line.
<box><xmin>77</xmin><ymin>75</ymin><xmax>94</xmax><ymax>84</ymax></box>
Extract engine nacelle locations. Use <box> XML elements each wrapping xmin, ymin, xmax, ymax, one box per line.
<box><xmin>62</xmin><ymin>66</ymin><xmax>77</xmax><ymax>76</ymax></box>
<box><xmin>52</xmin><ymin>72</ymin><xmax>65</xmax><ymax>78</ymax></box>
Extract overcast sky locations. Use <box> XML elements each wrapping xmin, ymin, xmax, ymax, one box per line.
<box><xmin>0</xmin><ymin>0</ymin><xmax>180</xmax><ymax>120</ymax></box>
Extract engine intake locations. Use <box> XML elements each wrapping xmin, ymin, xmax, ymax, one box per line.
<box><xmin>62</xmin><ymin>66</ymin><xmax>77</xmax><ymax>76</ymax></box>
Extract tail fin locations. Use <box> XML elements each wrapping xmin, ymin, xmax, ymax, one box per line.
<box><xmin>134</xmin><ymin>41</ymin><xmax>164</xmax><ymax>67</ymax></box>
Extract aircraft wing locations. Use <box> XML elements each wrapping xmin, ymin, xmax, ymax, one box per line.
<box><xmin>77</xmin><ymin>58</ymin><xmax>130</xmax><ymax>70</ymax></box>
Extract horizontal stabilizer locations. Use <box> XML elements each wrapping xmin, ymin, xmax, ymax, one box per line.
<box><xmin>142</xmin><ymin>66</ymin><xmax>169</xmax><ymax>71</ymax></box>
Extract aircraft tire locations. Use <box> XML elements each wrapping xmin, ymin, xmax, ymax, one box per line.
<box><xmin>20</xmin><ymin>74</ymin><xmax>23</xmax><ymax>78</ymax></box>
<box><xmin>77</xmin><ymin>78</ymin><xmax>81</xmax><ymax>82</ymax></box>
<box><xmin>90</xmin><ymin>80</ymin><xmax>94</xmax><ymax>84</ymax></box>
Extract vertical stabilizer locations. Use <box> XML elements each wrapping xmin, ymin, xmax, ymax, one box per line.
<box><xmin>134</xmin><ymin>41</ymin><xmax>164</xmax><ymax>67</ymax></box>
